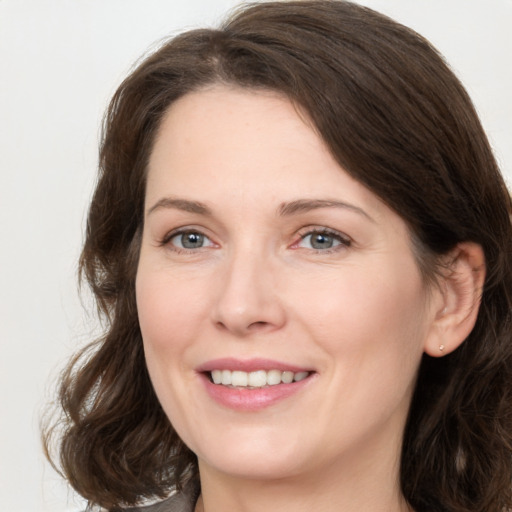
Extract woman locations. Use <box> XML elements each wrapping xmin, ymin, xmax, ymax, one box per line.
<box><xmin>44</xmin><ymin>1</ymin><xmax>512</xmax><ymax>511</ymax></box>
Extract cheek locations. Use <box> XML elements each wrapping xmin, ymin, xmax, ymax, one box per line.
<box><xmin>293</xmin><ymin>259</ymin><xmax>429</xmax><ymax>362</ymax></box>
<box><xmin>135</xmin><ymin>265</ymin><xmax>209</xmax><ymax>418</ymax></box>
<box><xmin>136</xmin><ymin>267</ymin><xmax>205</xmax><ymax>353</ymax></box>
<box><xmin>135</xmin><ymin>267</ymin><xmax>203</xmax><ymax>427</ymax></box>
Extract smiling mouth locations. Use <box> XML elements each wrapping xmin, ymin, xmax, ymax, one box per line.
<box><xmin>208</xmin><ymin>369</ymin><xmax>311</xmax><ymax>388</ymax></box>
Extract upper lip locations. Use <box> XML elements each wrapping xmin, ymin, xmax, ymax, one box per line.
<box><xmin>196</xmin><ymin>357</ymin><xmax>312</xmax><ymax>373</ymax></box>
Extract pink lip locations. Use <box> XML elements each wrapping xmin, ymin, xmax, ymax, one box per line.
<box><xmin>196</xmin><ymin>357</ymin><xmax>311</xmax><ymax>373</ymax></box>
<box><xmin>196</xmin><ymin>358</ymin><xmax>316</xmax><ymax>411</ymax></box>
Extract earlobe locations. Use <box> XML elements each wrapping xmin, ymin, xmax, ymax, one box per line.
<box><xmin>424</xmin><ymin>242</ymin><xmax>486</xmax><ymax>357</ymax></box>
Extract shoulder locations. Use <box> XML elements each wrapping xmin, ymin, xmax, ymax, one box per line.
<box><xmin>123</xmin><ymin>494</ymin><xmax>190</xmax><ymax>512</ymax></box>
<box><xmin>76</xmin><ymin>480</ymin><xmax>199</xmax><ymax>512</ymax></box>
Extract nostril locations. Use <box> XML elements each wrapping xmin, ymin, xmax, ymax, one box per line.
<box><xmin>215</xmin><ymin>320</ymin><xmax>230</xmax><ymax>332</ymax></box>
<box><xmin>248</xmin><ymin>321</ymin><xmax>269</xmax><ymax>330</ymax></box>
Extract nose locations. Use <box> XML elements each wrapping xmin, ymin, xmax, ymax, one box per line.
<box><xmin>211</xmin><ymin>249</ymin><xmax>286</xmax><ymax>337</ymax></box>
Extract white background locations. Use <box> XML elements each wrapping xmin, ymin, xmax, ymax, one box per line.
<box><xmin>0</xmin><ymin>1</ymin><xmax>510</xmax><ymax>510</ymax></box>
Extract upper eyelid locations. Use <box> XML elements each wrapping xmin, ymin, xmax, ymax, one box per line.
<box><xmin>295</xmin><ymin>226</ymin><xmax>351</xmax><ymax>241</ymax></box>
<box><xmin>290</xmin><ymin>227</ymin><xmax>352</xmax><ymax>253</ymax></box>
<box><xmin>160</xmin><ymin>226</ymin><xmax>213</xmax><ymax>245</ymax></box>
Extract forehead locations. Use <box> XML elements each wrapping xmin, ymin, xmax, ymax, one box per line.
<box><xmin>146</xmin><ymin>86</ymin><xmax>388</xmax><ymax>218</ymax></box>
<box><xmin>148</xmin><ymin>86</ymin><xmax>320</xmax><ymax>181</ymax></box>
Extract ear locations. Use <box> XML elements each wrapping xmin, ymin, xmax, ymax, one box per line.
<box><xmin>424</xmin><ymin>242</ymin><xmax>486</xmax><ymax>357</ymax></box>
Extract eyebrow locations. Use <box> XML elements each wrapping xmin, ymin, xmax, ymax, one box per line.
<box><xmin>146</xmin><ymin>196</ymin><xmax>374</xmax><ymax>222</ymax></box>
<box><xmin>146</xmin><ymin>197</ymin><xmax>212</xmax><ymax>217</ymax></box>
<box><xmin>278</xmin><ymin>199</ymin><xmax>374</xmax><ymax>222</ymax></box>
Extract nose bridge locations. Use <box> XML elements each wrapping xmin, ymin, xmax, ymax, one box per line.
<box><xmin>212</xmin><ymin>241</ymin><xmax>285</xmax><ymax>335</ymax></box>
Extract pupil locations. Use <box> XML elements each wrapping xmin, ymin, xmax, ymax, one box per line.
<box><xmin>311</xmin><ymin>233</ymin><xmax>333</xmax><ymax>249</ymax></box>
<box><xmin>182</xmin><ymin>232</ymin><xmax>203</xmax><ymax>248</ymax></box>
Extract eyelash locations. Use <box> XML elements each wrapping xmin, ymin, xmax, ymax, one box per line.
<box><xmin>158</xmin><ymin>228</ymin><xmax>215</xmax><ymax>253</ymax></box>
<box><xmin>158</xmin><ymin>226</ymin><xmax>352</xmax><ymax>254</ymax></box>
<box><xmin>293</xmin><ymin>227</ymin><xmax>351</xmax><ymax>253</ymax></box>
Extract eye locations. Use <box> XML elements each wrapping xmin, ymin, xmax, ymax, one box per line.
<box><xmin>167</xmin><ymin>230</ymin><xmax>214</xmax><ymax>250</ymax></box>
<box><xmin>297</xmin><ymin>229</ymin><xmax>350</xmax><ymax>251</ymax></box>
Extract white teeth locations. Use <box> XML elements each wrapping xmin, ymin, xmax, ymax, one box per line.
<box><xmin>267</xmin><ymin>369</ymin><xmax>282</xmax><ymax>386</ymax></box>
<box><xmin>209</xmin><ymin>369</ymin><xmax>311</xmax><ymax>388</ymax></box>
<box><xmin>211</xmin><ymin>369</ymin><xmax>222</xmax><ymax>384</ymax></box>
<box><xmin>248</xmin><ymin>370</ymin><xmax>267</xmax><ymax>387</ymax></box>
<box><xmin>281</xmin><ymin>371</ymin><xmax>294</xmax><ymax>384</ymax></box>
<box><xmin>221</xmin><ymin>369</ymin><xmax>232</xmax><ymax>385</ymax></box>
<box><xmin>231</xmin><ymin>371</ymin><xmax>248</xmax><ymax>387</ymax></box>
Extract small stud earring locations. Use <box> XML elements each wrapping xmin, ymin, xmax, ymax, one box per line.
<box><xmin>439</xmin><ymin>344</ymin><xmax>445</xmax><ymax>352</ymax></box>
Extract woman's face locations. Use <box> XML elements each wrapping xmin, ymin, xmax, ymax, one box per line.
<box><xmin>136</xmin><ymin>86</ymin><xmax>439</xmax><ymax>482</ymax></box>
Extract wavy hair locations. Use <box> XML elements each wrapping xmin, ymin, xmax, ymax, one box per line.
<box><xmin>43</xmin><ymin>2</ymin><xmax>512</xmax><ymax>511</ymax></box>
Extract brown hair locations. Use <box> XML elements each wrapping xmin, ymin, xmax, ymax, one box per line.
<box><xmin>43</xmin><ymin>1</ymin><xmax>512</xmax><ymax>511</ymax></box>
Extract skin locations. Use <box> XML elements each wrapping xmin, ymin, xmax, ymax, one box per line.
<box><xmin>136</xmin><ymin>86</ymin><xmax>483</xmax><ymax>511</ymax></box>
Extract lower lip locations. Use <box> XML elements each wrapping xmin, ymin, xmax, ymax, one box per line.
<box><xmin>199</xmin><ymin>373</ymin><xmax>314</xmax><ymax>411</ymax></box>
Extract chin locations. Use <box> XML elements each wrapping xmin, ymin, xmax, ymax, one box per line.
<box><xmin>199</xmin><ymin>449</ymin><xmax>306</xmax><ymax>481</ymax></box>
<box><xmin>190</xmin><ymin>424</ymin><xmax>310</xmax><ymax>480</ymax></box>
